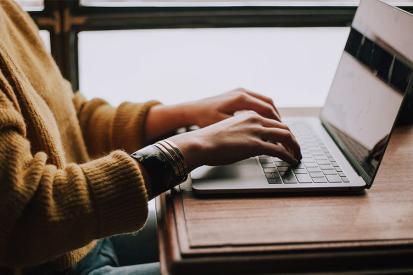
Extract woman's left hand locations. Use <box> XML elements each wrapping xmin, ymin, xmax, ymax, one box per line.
<box><xmin>183</xmin><ymin>88</ymin><xmax>281</xmax><ymax>128</ymax></box>
<box><xmin>145</xmin><ymin>88</ymin><xmax>281</xmax><ymax>143</ymax></box>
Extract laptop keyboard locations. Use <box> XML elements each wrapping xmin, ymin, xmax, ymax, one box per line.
<box><xmin>258</xmin><ymin>123</ymin><xmax>349</xmax><ymax>185</ymax></box>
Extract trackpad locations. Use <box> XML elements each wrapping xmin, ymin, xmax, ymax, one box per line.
<box><xmin>191</xmin><ymin>158</ymin><xmax>262</xmax><ymax>182</ymax></box>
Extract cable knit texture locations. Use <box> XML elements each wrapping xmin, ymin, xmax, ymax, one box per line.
<box><xmin>0</xmin><ymin>0</ymin><xmax>160</xmax><ymax>273</ymax></box>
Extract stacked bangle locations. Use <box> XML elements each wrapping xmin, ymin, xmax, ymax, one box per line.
<box><xmin>155</xmin><ymin>140</ymin><xmax>188</xmax><ymax>182</ymax></box>
<box><xmin>130</xmin><ymin>139</ymin><xmax>189</xmax><ymax>197</ymax></box>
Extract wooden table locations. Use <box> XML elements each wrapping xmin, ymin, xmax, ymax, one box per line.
<box><xmin>156</xmin><ymin>109</ymin><xmax>413</xmax><ymax>275</ymax></box>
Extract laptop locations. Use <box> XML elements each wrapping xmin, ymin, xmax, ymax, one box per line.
<box><xmin>191</xmin><ymin>0</ymin><xmax>413</xmax><ymax>195</ymax></box>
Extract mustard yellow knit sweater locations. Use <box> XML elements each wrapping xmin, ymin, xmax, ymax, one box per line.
<box><xmin>0</xmin><ymin>0</ymin><xmax>159</xmax><ymax>272</ymax></box>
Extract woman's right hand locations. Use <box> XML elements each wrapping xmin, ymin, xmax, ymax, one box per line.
<box><xmin>168</xmin><ymin>112</ymin><xmax>302</xmax><ymax>171</ymax></box>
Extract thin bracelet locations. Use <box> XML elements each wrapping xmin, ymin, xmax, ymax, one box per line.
<box><xmin>163</xmin><ymin>139</ymin><xmax>189</xmax><ymax>177</ymax></box>
<box><xmin>157</xmin><ymin>140</ymin><xmax>186</xmax><ymax>179</ymax></box>
<box><xmin>153</xmin><ymin>143</ymin><xmax>181</xmax><ymax>177</ymax></box>
<box><xmin>160</xmin><ymin>139</ymin><xmax>188</xmax><ymax>182</ymax></box>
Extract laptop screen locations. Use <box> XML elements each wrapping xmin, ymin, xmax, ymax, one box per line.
<box><xmin>320</xmin><ymin>0</ymin><xmax>413</xmax><ymax>186</ymax></box>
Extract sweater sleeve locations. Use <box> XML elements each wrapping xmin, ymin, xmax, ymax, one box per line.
<box><xmin>72</xmin><ymin>91</ymin><xmax>160</xmax><ymax>157</ymax></box>
<box><xmin>0</xmin><ymin>91</ymin><xmax>150</xmax><ymax>268</ymax></box>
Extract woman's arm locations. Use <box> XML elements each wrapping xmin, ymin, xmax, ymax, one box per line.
<box><xmin>72</xmin><ymin>91</ymin><xmax>160</xmax><ymax>156</ymax></box>
<box><xmin>0</xmin><ymin>91</ymin><xmax>150</xmax><ymax>267</ymax></box>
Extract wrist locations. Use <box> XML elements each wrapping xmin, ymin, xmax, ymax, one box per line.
<box><xmin>145</xmin><ymin>104</ymin><xmax>192</xmax><ymax>142</ymax></box>
<box><xmin>178</xmin><ymin>102</ymin><xmax>198</xmax><ymax>127</ymax></box>
<box><xmin>160</xmin><ymin>103</ymin><xmax>196</xmax><ymax>127</ymax></box>
<box><xmin>168</xmin><ymin>132</ymin><xmax>204</xmax><ymax>172</ymax></box>
<box><xmin>167</xmin><ymin>103</ymin><xmax>190</xmax><ymax>127</ymax></box>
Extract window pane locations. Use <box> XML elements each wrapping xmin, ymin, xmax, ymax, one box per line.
<box><xmin>81</xmin><ymin>0</ymin><xmax>413</xmax><ymax>7</ymax></box>
<box><xmin>14</xmin><ymin>0</ymin><xmax>43</xmax><ymax>11</ymax></box>
<box><xmin>39</xmin><ymin>30</ymin><xmax>50</xmax><ymax>53</ymax></box>
<box><xmin>79</xmin><ymin>27</ymin><xmax>349</xmax><ymax>107</ymax></box>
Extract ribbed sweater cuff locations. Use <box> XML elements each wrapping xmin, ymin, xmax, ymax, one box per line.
<box><xmin>80</xmin><ymin>151</ymin><xmax>149</xmax><ymax>236</ymax></box>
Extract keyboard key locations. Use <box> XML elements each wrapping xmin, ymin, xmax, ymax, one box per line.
<box><xmin>326</xmin><ymin>175</ymin><xmax>342</xmax><ymax>183</ymax></box>
<box><xmin>314</xmin><ymin>155</ymin><xmax>328</xmax><ymax>160</ymax></box>
<box><xmin>338</xmin><ymin>172</ymin><xmax>346</xmax><ymax>177</ymax></box>
<box><xmin>323</xmin><ymin>169</ymin><xmax>338</xmax><ymax>175</ymax></box>
<box><xmin>305</xmin><ymin>162</ymin><xmax>318</xmax><ymax>168</ymax></box>
<box><xmin>320</xmin><ymin>164</ymin><xmax>333</xmax><ymax>170</ymax></box>
<box><xmin>341</xmin><ymin>176</ymin><xmax>350</xmax><ymax>183</ymax></box>
<box><xmin>296</xmin><ymin>163</ymin><xmax>306</xmax><ymax>169</ymax></box>
<box><xmin>259</xmin><ymin>157</ymin><xmax>272</xmax><ymax>163</ymax></box>
<box><xmin>275</xmin><ymin>161</ymin><xmax>289</xmax><ymax>167</ymax></box>
<box><xmin>277</xmin><ymin>167</ymin><xmax>290</xmax><ymax>172</ymax></box>
<box><xmin>317</xmin><ymin>160</ymin><xmax>331</xmax><ymax>165</ymax></box>
<box><xmin>293</xmin><ymin>168</ymin><xmax>308</xmax><ymax>174</ymax></box>
<box><xmin>296</xmin><ymin>174</ymin><xmax>313</xmax><ymax>183</ymax></box>
<box><xmin>331</xmin><ymin>161</ymin><xmax>339</xmax><ymax>167</ymax></box>
<box><xmin>335</xmin><ymin>167</ymin><xmax>343</xmax><ymax>172</ymax></box>
<box><xmin>307</xmin><ymin>167</ymin><xmax>321</xmax><ymax>172</ymax></box>
<box><xmin>267</xmin><ymin>177</ymin><xmax>282</xmax><ymax>184</ymax></box>
<box><xmin>282</xmin><ymin>177</ymin><xmax>298</xmax><ymax>184</ymax></box>
<box><xmin>261</xmin><ymin>162</ymin><xmax>275</xmax><ymax>168</ymax></box>
<box><xmin>263</xmin><ymin>167</ymin><xmax>277</xmax><ymax>173</ymax></box>
<box><xmin>265</xmin><ymin>172</ymin><xmax>277</xmax><ymax>179</ymax></box>
<box><xmin>310</xmin><ymin>172</ymin><xmax>324</xmax><ymax>178</ymax></box>
<box><xmin>313</xmin><ymin>177</ymin><xmax>328</xmax><ymax>183</ymax></box>
<box><xmin>302</xmin><ymin>157</ymin><xmax>315</xmax><ymax>162</ymax></box>
<box><xmin>280</xmin><ymin>171</ymin><xmax>298</xmax><ymax>184</ymax></box>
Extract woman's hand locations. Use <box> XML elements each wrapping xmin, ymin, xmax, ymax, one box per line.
<box><xmin>168</xmin><ymin>112</ymin><xmax>301</xmax><ymax>171</ymax></box>
<box><xmin>182</xmin><ymin>88</ymin><xmax>281</xmax><ymax>127</ymax></box>
<box><xmin>145</xmin><ymin>88</ymin><xmax>282</xmax><ymax>143</ymax></box>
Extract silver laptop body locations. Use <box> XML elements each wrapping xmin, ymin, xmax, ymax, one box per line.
<box><xmin>191</xmin><ymin>0</ymin><xmax>413</xmax><ymax>195</ymax></box>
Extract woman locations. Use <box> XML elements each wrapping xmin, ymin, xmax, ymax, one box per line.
<box><xmin>0</xmin><ymin>0</ymin><xmax>301</xmax><ymax>274</ymax></box>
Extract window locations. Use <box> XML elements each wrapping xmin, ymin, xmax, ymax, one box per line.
<box><xmin>39</xmin><ymin>30</ymin><xmax>50</xmax><ymax>52</ymax></box>
<box><xmin>14</xmin><ymin>0</ymin><xmax>43</xmax><ymax>11</ymax></box>
<box><xmin>79</xmin><ymin>27</ymin><xmax>349</xmax><ymax>107</ymax></box>
<box><xmin>26</xmin><ymin>0</ymin><xmax>413</xmax><ymax>104</ymax></box>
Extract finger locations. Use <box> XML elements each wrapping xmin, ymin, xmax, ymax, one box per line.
<box><xmin>234</xmin><ymin>110</ymin><xmax>257</xmax><ymax>117</ymax></box>
<box><xmin>242</xmin><ymin>89</ymin><xmax>281</xmax><ymax>118</ymax></box>
<box><xmin>260</xmin><ymin>141</ymin><xmax>299</xmax><ymax>165</ymax></box>
<box><xmin>259</xmin><ymin>117</ymin><xmax>290</xmax><ymax>131</ymax></box>
<box><xmin>260</xmin><ymin>128</ymin><xmax>302</xmax><ymax>160</ymax></box>
<box><xmin>258</xmin><ymin>118</ymin><xmax>301</xmax><ymax>159</ymax></box>
<box><xmin>239</xmin><ymin>94</ymin><xmax>281</xmax><ymax>122</ymax></box>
